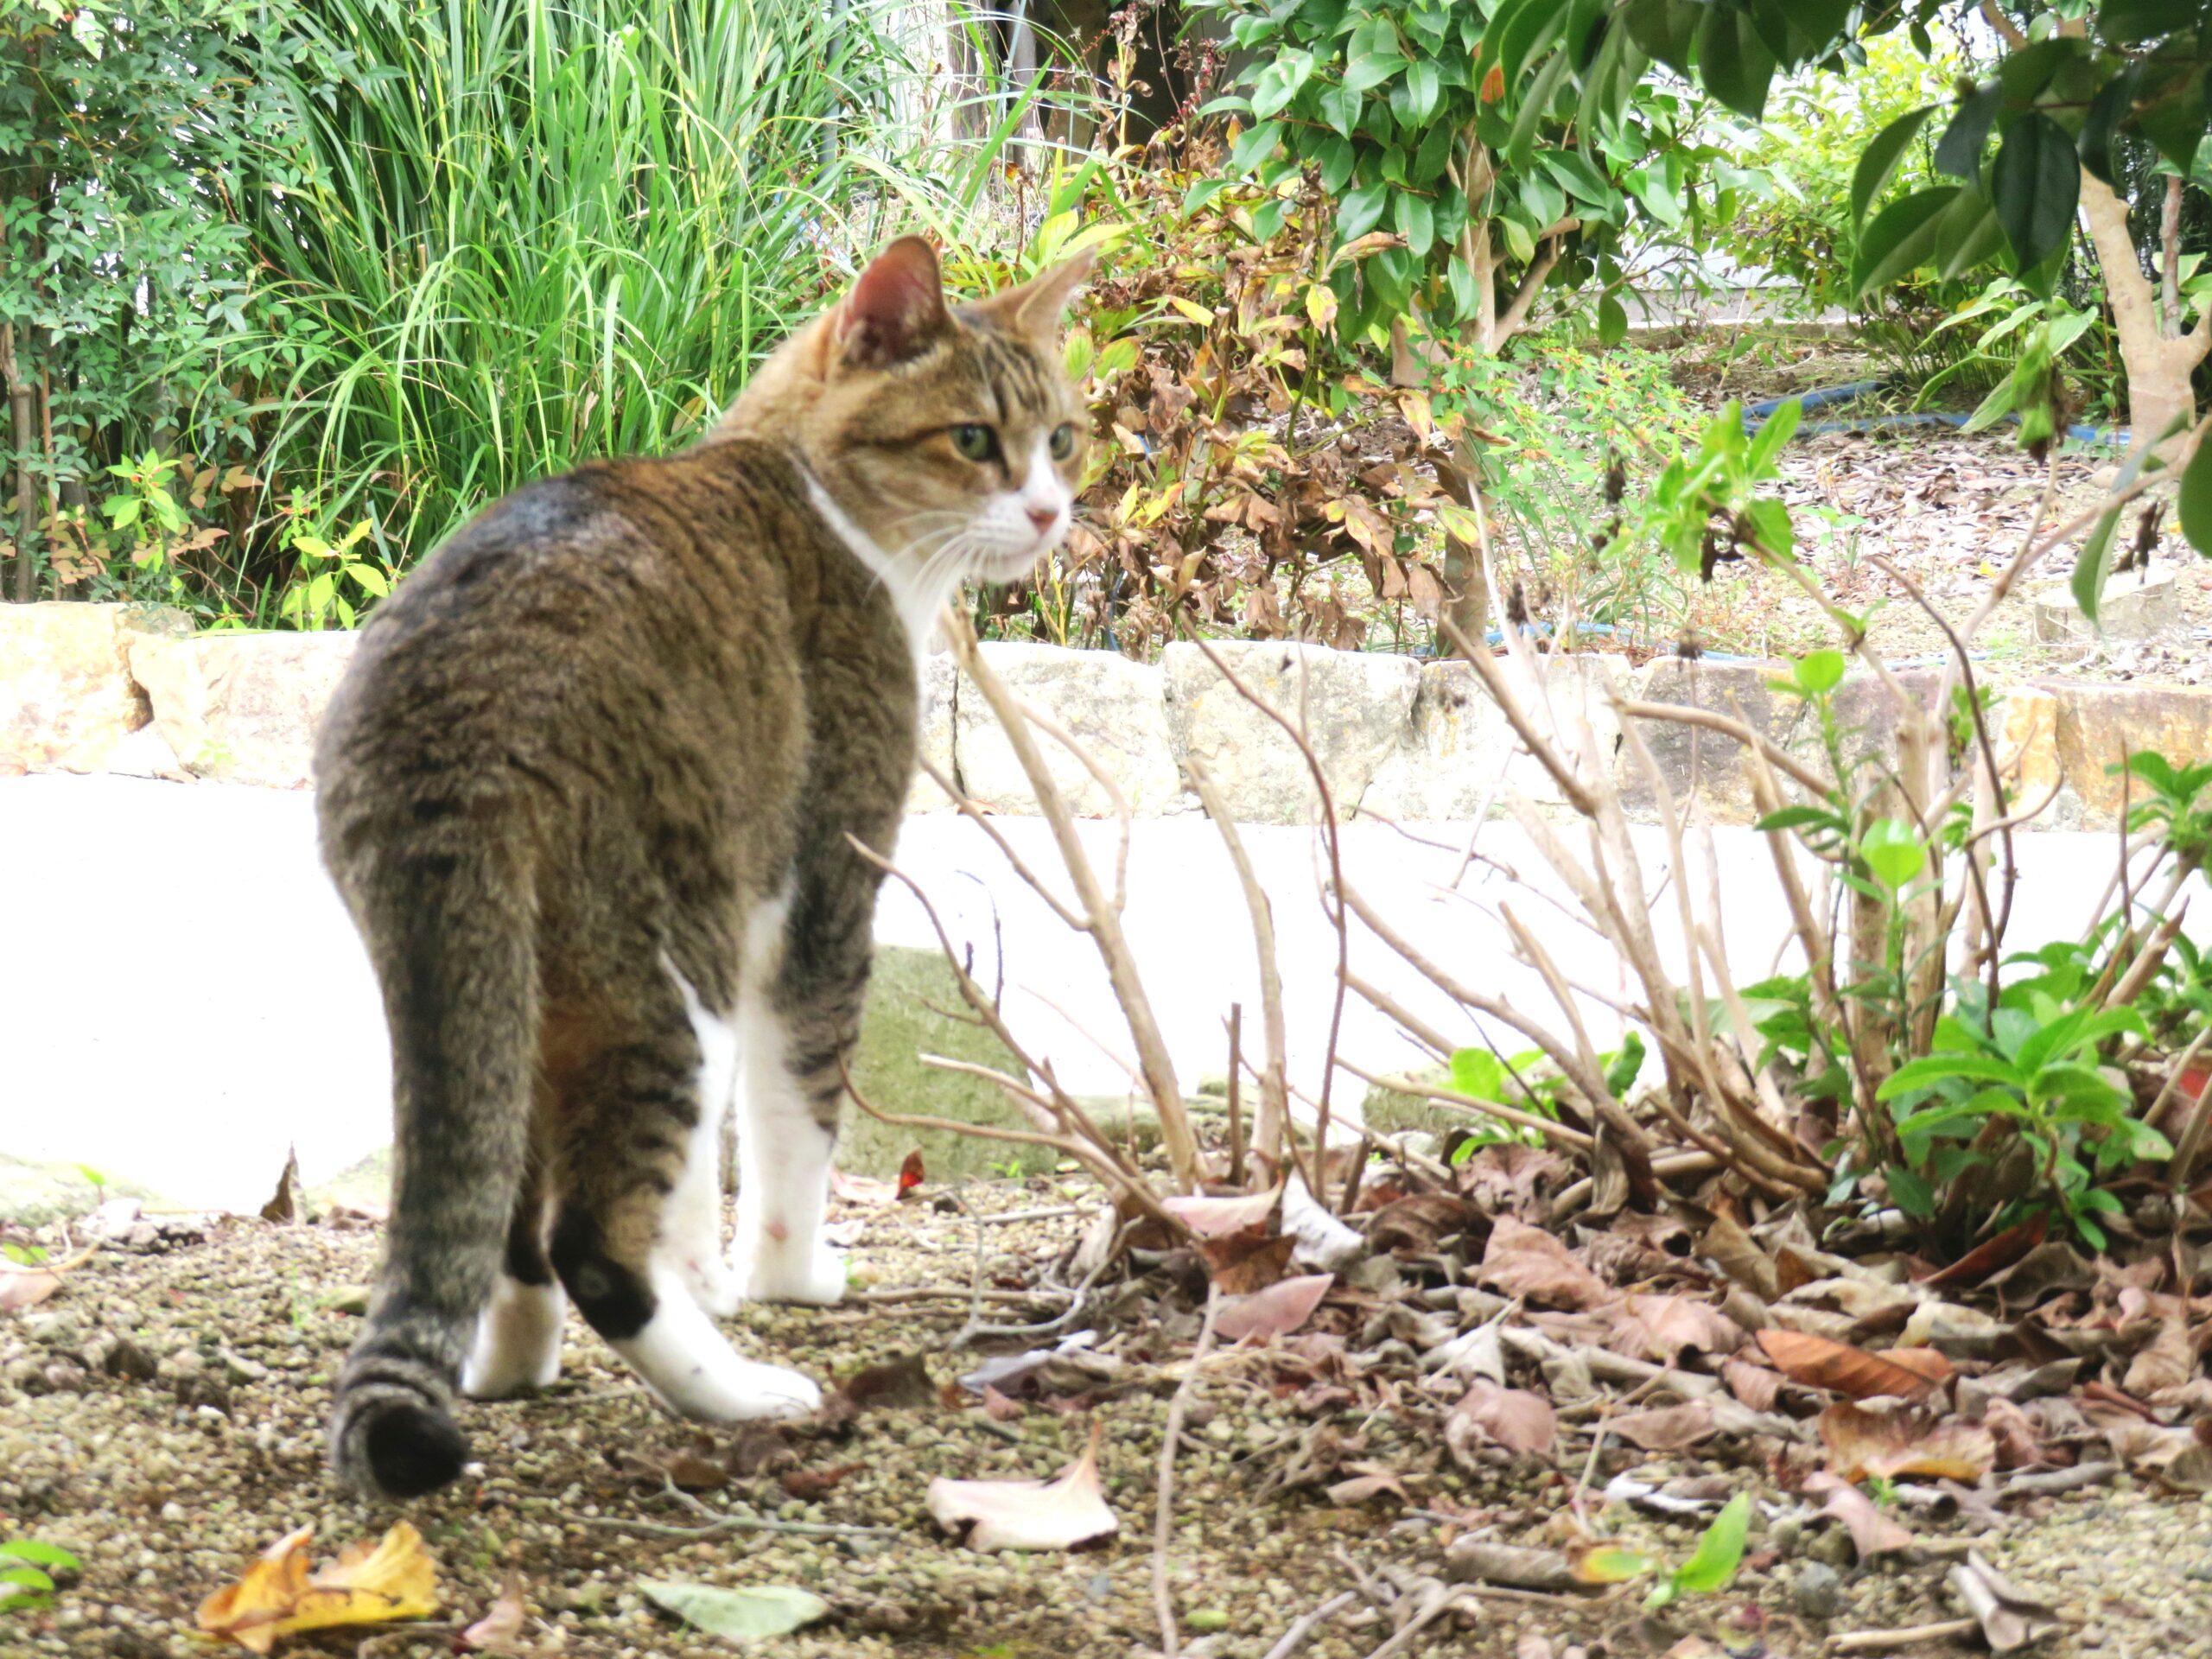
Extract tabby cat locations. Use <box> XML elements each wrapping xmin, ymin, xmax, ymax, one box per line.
<box><xmin>315</xmin><ymin>237</ymin><xmax>1090</xmax><ymax>1500</ymax></box>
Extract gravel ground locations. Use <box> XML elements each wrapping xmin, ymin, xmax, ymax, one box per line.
<box><xmin>5</xmin><ymin>1184</ymin><xmax>2210</xmax><ymax>1658</ymax></box>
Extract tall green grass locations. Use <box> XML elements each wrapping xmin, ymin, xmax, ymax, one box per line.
<box><xmin>232</xmin><ymin>0</ymin><xmax>928</xmax><ymax>599</ymax></box>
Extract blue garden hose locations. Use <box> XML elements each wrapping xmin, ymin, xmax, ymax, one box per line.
<box><xmin>1743</xmin><ymin>379</ymin><xmax>2130</xmax><ymax>448</ymax></box>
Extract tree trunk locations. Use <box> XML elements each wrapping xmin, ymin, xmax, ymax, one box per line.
<box><xmin>2079</xmin><ymin>168</ymin><xmax>2210</xmax><ymax>456</ymax></box>
<box><xmin>2</xmin><ymin>323</ymin><xmax>38</xmax><ymax>603</ymax></box>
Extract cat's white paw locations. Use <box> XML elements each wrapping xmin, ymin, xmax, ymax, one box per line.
<box><xmin>614</xmin><ymin>1268</ymin><xmax>824</xmax><ymax>1421</ymax></box>
<box><xmin>732</xmin><ymin>1238</ymin><xmax>848</xmax><ymax>1306</ymax></box>
<box><xmin>461</xmin><ymin>1278</ymin><xmax>565</xmax><ymax>1399</ymax></box>
<box><xmin>634</xmin><ymin>1343</ymin><xmax>822</xmax><ymax>1421</ymax></box>
<box><xmin>679</xmin><ymin>1250</ymin><xmax>745</xmax><ymax>1319</ymax></box>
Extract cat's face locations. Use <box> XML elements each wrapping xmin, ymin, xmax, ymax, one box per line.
<box><xmin>725</xmin><ymin>238</ymin><xmax>1091</xmax><ymax>592</ymax></box>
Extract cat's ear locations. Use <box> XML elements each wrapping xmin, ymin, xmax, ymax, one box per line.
<box><xmin>836</xmin><ymin>236</ymin><xmax>951</xmax><ymax>371</ymax></box>
<box><xmin>980</xmin><ymin>246</ymin><xmax>1096</xmax><ymax>343</ymax></box>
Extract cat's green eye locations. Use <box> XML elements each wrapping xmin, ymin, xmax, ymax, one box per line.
<box><xmin>950</xmin><ymin>423</ymin><xmax>998</xmax><ymax>463</ymax></box>
<box><xmin>1048</xmin><ymin>423</ymin><xmax>1076</xmax><ymax>461</ymax></box>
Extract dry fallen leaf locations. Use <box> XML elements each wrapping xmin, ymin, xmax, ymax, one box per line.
<box><xmin>1198</xmin><ymin>1230</ymin><xmax>1297</xmax><ymax>1294</ymax></box>
<box><xmin>1757</xmin><ymin>1329</ymin><xmax>1948</xmax><ymax>1401</ymax></box>
<box><xmin>0</xmin><ymin>1270</ymin><xmax>60</xmax><ymax>1313</ymax></box>
<box><xmin>829</xmin><ymin>1168</ymin><xmax>900</xmax><ymax>1206</ymax></box>
<box><xmin>1616</xmin><ymin>1294</ymin><xmax>1744</xmax><ymax>1364</ymax></box>
<box><xmin>1215</xmin><ymin>1273</ymin><xmax>1333</xmax><ymax>1342</ymax></box>
<box><xmin>1607</xmin><ymin>1402</ymin><xmax>1718</xmax><ymax>1452</ymax></box>
<box><xmin>1818</xmin><ymin>1402</ymin><xmax>1996</xmax><ymax>1484</ymax></box>
<box><xmin>2121</xmin><ymin>1314</ymin><xmax>2194</xmax><ymax>1398</ymax></box>
<box><xmin>1802</xmin><ymin>1471</ymin><xmax>1915</xmax><ymax>1560</ymax></box>
<box><xmin>1162</xmin><ymin>1185</ymin><xmax>1280</xmax><ymax>1237</ymax></box>
<box><xmin>1721</xmin><ymin>1357</ymin><xmax>1783</xmax><ymax>1411</ymax></box>
<box><xmin>926</xmin><ymin>1421</ymin><xmax>1118</xmax><ymax>1552</ymax></box>
<box><xmin>458</xmin><ymin>1569</ymin><xmax>528</xmax><ymax>1653</ymax></box>
<box><xmin>1478</xmin><ymin>1217</ymin><xmax>1610</xmax><ymax>1309</ymax></box>
<box><xmin>197</xmin><ymin>1523</ymin><xmax>438</xmax><ymax>1654</ymax></box>
<box><xmin>1949</xmin><ymin>1550</ymin><xmax>2063</xmax><ymax>1651</ymax></box>
<box><xmin>1446</xmin><ymin>1379</ymin><xmax>1557</xmax><ymax>1459</ymax></box>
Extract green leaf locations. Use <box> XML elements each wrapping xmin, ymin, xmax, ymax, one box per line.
<box><xmin>1343</xmin><ymin>50</ymin><xmax>1404</xmax><ymax>95</ymax></box>
<box><xmin>2180</xmin><ymin>426</ymin><xmax>2212</xmax><ymax>556</ymax></box>
<box><xmin>1399</xmin><ymin>60</ymin><xmax>1440</xmax><ymax>125</ymax></box>
<box><xmin>1395</xmin><ymin>190</ymin><xmax>1435</xmax><ymax>258</ymax></box>
<box><xmin>1318</xmin><ymin>136</ymin><xmax>1356</xmax><ymax>194</ymax></box>
<box><xmin>1795</xmin><ymin>649</ymin><xmax>1847</xmax><ymax>696</ymax></box>
<box><xmin>1879</xmin><ymin>1055</ymin><xmax>2027</xmax><ymax>1099</ymax></box>
<box><xmin>1696</xmin><ymin>6</ymin><xmax>1777</xmax><ymax>120</ymax></box>
<box><xmin>2101</xmin><ymin>0</ymin><xmax>2204</xmax><ymax>46</ymax></box>
<box><xmin>2078</xmin><ymin>66</ymin><xmax>2139</xmax><ymax>186</ymax></box>
<box><xmin>1598</xmin><ymin>294</ymin><xmax>1627</xmax><ymax>346</ymax></box>
<box><xmin>1743</xmin><ymin>497</ymin><xmax>1793</xmax><ymax>558</ymax></box>
<box><xmin>1319</xmin><ymin>82</ymin><xmax>1363</xmax><ymax>138</ymax></box>
<box><xmin>1578</xmin><ymin>1542</ymin><xmax>1660</xmax><ymax>1584</ymax></box>
<box><xmin>1935</xmin><ymin>81</ymin><xmax>2001</xmax><ymax>179</ymax></box>
<box><xmin>1886</xmin><ymin>1164</ymin><xmax>1937</xmax><ymax>1218</ymax></box>
<box><xmin>639</xmin><ymin>1581</ymin><xmax>830</xmax><ymax>1640</ymax></box>
<box><xmin>2075</xmin><ymin>500</ymin><xmax>2121</xmax><ymax>626</ymax></box>
<box><xmin>1860</xmin><ymin>818</ymin><xmax>1927</xmax><ymax>891</ymax></box>
<box><xmin>1934</xmin><ymin>185</ymin><xmax>2005</xmax><ymax>283</ymax></box>
<box><xmin>1250</xmin><ymin>50</ymin><xmax>1317</xmax><ymax>120</ymax></box>
<box><xmin>0</xmin><ymin>1541</ymin><xmax>80</xmax><ymax>1573</ymax></box>
<box><xmin>1755</xmin><ymin>804</ymin><xmax>1845</xmax><ymax>833</ymax></box>
<box><xmin>1672</xmin><ymin>1492</ymin><xmax>1752</xmax><ymax>1596</ymax></box>
<box><xmin>1338</xmin><ymin>181</ymin><xmax>1390</xmax><ymax>243</ymax></box>
<box><xmin>1992</xmin><ymin>113</ymin><xmax>2080</xmax><ymax>276</ymax></box>
<box><xmin>1506</xmin><ymin>52</ymin><xmax>1569</xmax><ymax>168</ymax></box>
<box><xmin>1853</xmin><ymin>186</ymin><xmax>1958</xmax><ymax>301</ymax></box>
<box><xmin>1229</xmin><ymin>121</ymin><xmax>1286</xmax><ymax>174</ymax></box>
<box><xmin>1747</xmin><ymin>397</ymin><xmax>1802</xmax><ymax>471</ymax></box>
<box><xmin>1603</xmin><ymin>1031</ymin><xmax>1646</xmax><ymax>1096</ymax></box>
<box><xmin>1853</xmin><ymin>105</ymin><xmax>1935</xmax><ymax>227</ymax></box>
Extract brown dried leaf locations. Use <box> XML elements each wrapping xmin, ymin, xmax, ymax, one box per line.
<box><xmin>1819</xmin><ymin>1402</ymin><xmax>1996</xmax><ymax>1484</ymax></box>
<box><xmin>1756</xmin><ymin>1329</ymin><xmax>1948</xmax><ymax>1402</ymax></box>
<box><xmin>836</xmin><ymin>1353</ymin><xmax>936</xmax><ymax>1414</ymax></box>
<box><xmin>1722</xmin><ymin>1357</ymin><xmax>1783</xmax><ymax>1412</ymax></box>
<box><xmin>1802</xmin><ymin>1471</ymin><xmax>1915</xmax><ymax>1560</ymax></box>
<box><xmin>1700</xmin><ymin>1214</ymin><xmax>1781</xmax><ymax>1301</ymax></box>
<box><xmin>1981</xmin><ymin>1397</ymin><xmax>2045</xmax><ymax>1470</ymax></box>
<box><xmin>1162</xmin><ymin>1186</ymin><xmax>1280</xmax><ymax>1238</ymax></box>
<box><xmin>1607</xmin><ymin>1402</ymin><xmax>1717</xmax><ymax>1452</ymax></box>
<box><xmin>1478</xmin><ymin>1217</ymin><xmax>1609</xmax><ymax>1310</ymax></box>
<box><xmin>1216</xmin><ymin>1273</ymin><xmax>1333</xmax><ymax>1342</ymax></box>
<box><xmin>1446</xmin><ymin>1380</ymin><xmax>1557</xmax><ymax>1458</ymax></box>
<box><xmin>1616</xmin><ymin>1294</ymin><xmax>1744</xmax><ymax>1365</ymax></box>
<box><xmin>1920</xmin><ymin>1215</ymin><xmax>2048</xmax><ymax>1289</ymax></box>
<box><xmin>926</xmin><ymin>1422</ymin><xmax>1117</xmax><ymax>1552</ymax></box>
<box><xmin>197</xmin><ymin>1523</ymin><xmax>439</xmax><ymax>1655</ymax></box>
<box><xmin>458</xmin><ymin>1570</ymin><xmax>528</xmax><ymax>1653</ymax></box>
<box><xmin>1199</xmin><ymin>1230</ymin><xmax>1297</xmax><ymax>1295</ymax></box>
<box><xmin>0</xmin><ymin>1271</ymin><xmax>60</xmax><ymax>1313</ymax></box>
<box><xmin>2121</xmin><ymin>1315</ymin><xmax>2193</xmax><ymax>1399</ymax></box>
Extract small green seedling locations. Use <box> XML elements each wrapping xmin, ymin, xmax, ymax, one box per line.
<box><xmin>1</xmin><ymin>1540</ymin><xmax>80</xmax><ymax>1616</ymax></box>
<box><xmin>1643</xmin><ymin>1492</ymin><xmax>1751</xmax><ymax>1611</ymax></box>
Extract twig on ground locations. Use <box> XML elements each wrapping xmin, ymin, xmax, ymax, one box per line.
<box><xmin>1260</xmin><ymin>1591</ymin><xmax>1357</xmax><ymax>1659</ymax></box>
<box><xmin>1154</xmin><ymin>1285</ymin><xmax>1223</xmax><ymax>1659</ymax></box>
<box><xmin>1829</xmin><ymin>1617</ymin><xmax>1981</xmax><ymax>1652</ymax></box>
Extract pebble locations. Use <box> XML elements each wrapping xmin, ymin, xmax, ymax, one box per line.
<box><xmin>1793</xmin><ymin>1562</ymin><xmax>1843</xmax><ymax>1620</ymax></box>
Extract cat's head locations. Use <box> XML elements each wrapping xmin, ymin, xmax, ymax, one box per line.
<box><xmin>722</xmin><ymin>236</ymin><xmax>1091</xmax><ymax>590</ymax></box>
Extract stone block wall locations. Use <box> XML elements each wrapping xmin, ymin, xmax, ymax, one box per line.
<box><xmin>5</xmin><ymin>603</ymin><xmax>2208</xmax><ymax>829</ymax></box>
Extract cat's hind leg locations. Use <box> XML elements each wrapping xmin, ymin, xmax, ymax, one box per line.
<box><xmin>461</xmin><ymin>1156</ymin><xmax>566</xmax><ymax>1398</ymax></box>
<box><xmin>664</xmin><ymin>960</ymin><xmax>743</xmax><ymax>1318</ymax></box>
<box><xmin>550</xmin><ymin>989</ymin><xmax>820</xmax><ymax>1421</ymax></box>
<box><xmin>728</xmin><ymin>880</ymin><xmax>860</xmax><ymax>1308</ymax></box>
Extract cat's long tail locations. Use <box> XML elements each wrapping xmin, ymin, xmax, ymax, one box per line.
<box><xmin>327</xmin><ymin>837</ymin><xmax>538</xmax><ymax>1501</ymax></box>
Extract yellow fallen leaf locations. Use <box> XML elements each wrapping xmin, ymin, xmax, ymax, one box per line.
<box><xmin>197</xmin><ymin>1522</ymin><xmax>439</xmax><ymax>1653</ymax></box>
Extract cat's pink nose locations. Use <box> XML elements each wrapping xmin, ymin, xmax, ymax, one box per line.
<box><xmin>1027</xmin><ymin>505</ymin><xmax>1058</xmax><ymax>534</ymax></box>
